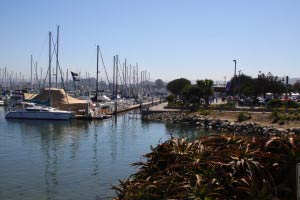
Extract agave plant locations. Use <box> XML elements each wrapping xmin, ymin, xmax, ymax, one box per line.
<box><xmin>112</xmin><ymin>134</ymin><xmax>300</xmax><ymax>200</ymax></box>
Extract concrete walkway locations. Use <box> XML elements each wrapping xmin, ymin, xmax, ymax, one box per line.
<box><xmin>149</xmin><ymin>102</ymin><xmax>182</xmax><ymax>112</ymax></box>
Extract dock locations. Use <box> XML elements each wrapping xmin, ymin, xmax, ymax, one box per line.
<box><xmin>141</xmin><ymin>102</ymin><xmax>187</xmax><ymax>115</ymax></box>
<box><xmin>75</xmin><ymin>99</ymin><xmax>162</xmax><ymax>120</ymax></box>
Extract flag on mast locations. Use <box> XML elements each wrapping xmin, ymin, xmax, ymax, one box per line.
<box><xmin>71</xmin><ymin>71</ymin><xmax>80</xmax><ymax>81</ymax></box>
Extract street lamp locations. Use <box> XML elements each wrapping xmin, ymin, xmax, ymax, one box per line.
<box><xmin>233</xmin><ymin>60</ymin><xmax>237</xmax><ymax>97</ymax></box>
<box><xmin>285</xmin><ymin>76</ymin><xmax>289</xmax><ymax>112</ymax></box>
<box><xmin>238</xmin><ymin>70</ymin><xmax>242</xmax><ymax>97</ymax></box>
<box><xmin>233</xmin><ymin>60</ymin><xmax>237</xmax><ymax>77</ymax></box>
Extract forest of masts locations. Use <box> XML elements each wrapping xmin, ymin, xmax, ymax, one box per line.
<box><xmin>0</xmin><ymin>25</ymin><xmax>154</xmax><ymax>99</ymax></box>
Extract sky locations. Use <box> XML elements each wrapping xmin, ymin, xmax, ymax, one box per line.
<box><xmin>0</xmin><ymin>0</ymin><xmax>300</xmax><ymax>82</ymax></box>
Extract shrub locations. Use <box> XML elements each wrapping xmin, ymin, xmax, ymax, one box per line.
<box><xmin>286</xmin><ymin>100</ymin><xmax>299</xmax><ymax>108</ymax></box>
<box><xmin>216</xmin><ymin>102</ymin><xmax>236</xmax><ymax>110</ymax></box>
<box><xmin>199</xmin><ymin>109</ymin><xmax>210</xmax><ymax>115</ymax></box>
<box><xmin>237</xmin><ymin>112</ymin><xmax>251</xmax><ymax>122</ymax></box>
<box><xmin>271</xmin><ymin>109</ymin><xmax>281</xmax><ymax>123</ymax></box>
<box><xmin>166</xmin><ymin>94</ymin><xmax>176</xmax><ymax>103</ymax></box>
<box><xmin>113</xmin><ymin>135</ymin><xmax>300</xmax><ymax>200</ymax></box>
<box><xmin>226</xmin><ymin>101</ymin><xmax>236</xmax><ymax>109</ymax></box>
<box><xmin>267</xmin><ymin>99</ymin><xmax>283</xmax><ymax>108</ymax></box>
<box><xmin>271</xmin><ymin>109</ymin><xmax>300</xmax><ymax>123</ymax></box>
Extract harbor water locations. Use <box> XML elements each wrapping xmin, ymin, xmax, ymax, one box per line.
<box><xmin>0</xmin><ymin>107</ymin><xmax>211</xmax><ymax>200</ymax></box>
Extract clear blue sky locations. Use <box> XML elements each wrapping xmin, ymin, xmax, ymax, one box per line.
<box><xmin>1</xmin><ymin>0</ymin><xmax>300</xmax><ymax>82</ymax></box>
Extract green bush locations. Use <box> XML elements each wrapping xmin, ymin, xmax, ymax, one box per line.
<box><xmin>267</xmin><ymin>99</ymin><xmax>283</xmax><ymax>108</ymax></box>
<box><xmin>271</xmin><ymin>109</ymin><xmax>300</xmax><ymax>123</ymax></box>
<box><xmin>199</xmin><ymin>109</ymin><xmax>210</xmax><ymax>115</ymax></box>
<box><xmin>215</xmin><ymin>102</ymin><xmax>236</xmax><ymax>110</ymax></box>
<box><xmin>166</xmin><ymin>94</ymin><xmax>176</xmax><ymax>103</ymax></box>
<box><xmin>237</xmin><ymin>112</ymin><xmax>251</xmax><ymax>122</ymax></box>
<box><xmin>226</xmin><ymin>101</ymin><xmax>236</xmax><ymax>109</ymax></box>
<box><xmin>271</xmin><ymin>109</ymin><xmax>281</xmax><ymax>123</ymax></box>
<box><xmin>286</xmin><ymin>100</ymin><xmax>299</xmax><ymax>108</ymax></box>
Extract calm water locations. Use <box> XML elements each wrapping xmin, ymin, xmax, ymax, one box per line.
<box><xmin>0</xmin><ymin>107</ymin><xmax>211</xmax><ymax>200</ymax></box>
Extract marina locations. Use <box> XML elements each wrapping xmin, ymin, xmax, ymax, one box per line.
<box><xmin>0</xmin><ymin>25</ymin><xmax>165</xmax><ymax>121</ymax></box>
<box><xmin>1</xmin><ymin>1</ymin><xmax>300</xmax><ymax>199</ymax></box>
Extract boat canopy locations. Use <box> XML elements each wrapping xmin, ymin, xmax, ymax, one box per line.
<box><xmin>24</xmin><ymin>88</ymin><xmax>89</xmax><ymax>112</ymax></box>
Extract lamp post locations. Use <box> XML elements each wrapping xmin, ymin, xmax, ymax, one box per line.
<box><xmin>233</xmin><ymin>60</ymin><xmax>237</xmax><ymax>77</ymax></box>
<box><xmin>285</xmin><ymin>76</ymin><xmax>289</xmax><ymax>112</ymax></box>
<box><xmin>238</xmin><ymin>70</ymin><xmax>242</xmax><ymax>97</ymax></box>
<box><xmin>233</xmin><ymin>60</ymin><xmax>237</xmax><ymax>96</ymax></box>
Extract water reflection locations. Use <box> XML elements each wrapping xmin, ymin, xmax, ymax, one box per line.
<box><xmin>0</xmin><ymin>109</ymin><xmax>214</xmax><ymax>200</ymax></box>
<box><xmin>43</xmin><ymin>134</ymin><xmax>58</xmax><ymax>200</ymax></box>
<box><xmin>164</xmin><ymin>122</ymin><xmax>217</xmax><ymax>141</ymax></box>
<box><xmin>92</xmin><ymin>125</ymin><xmax>99</xmax><ymax>176</ymax></box>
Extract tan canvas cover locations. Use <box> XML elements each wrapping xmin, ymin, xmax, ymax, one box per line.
<box><xmin>27</xmin><ymin>88</ymin><xmax>89</xmax><ymax>112</ymax></box>
<box><xmin>24</xmin><ymin>93</ymin><xmax>38</xmax><ymax>100</ymax></box>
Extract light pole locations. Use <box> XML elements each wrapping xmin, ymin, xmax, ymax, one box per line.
<box><xmin>238</xmin><ymin>70</ymin><xmax>242</xmax><ymax>97</ymax></box>
<box><xmin>233</xmin><ymin>60</ymin><xmax>237</xmax><ymax>77</ymax></box>
<box><xmin>285</xmin><ymin>76</ymin><xmax>289</xmax><ymax>112</ymax></box>
<box><xmin>233</xmin><ymin>59</ymin><xmax>237</xmax><ymax>96</ymax></box>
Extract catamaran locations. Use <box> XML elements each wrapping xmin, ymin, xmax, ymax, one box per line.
<box><xmin>5</xmin><ymin>102</ymin><xmax>74</xmax><ymax>120</ymax></box>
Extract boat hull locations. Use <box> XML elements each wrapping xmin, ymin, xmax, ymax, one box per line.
<box><xmin>0</xmin><ymin>100</ymin><xmax>5</xmax><ymax>106</ymax></box>
<box><xmin>5</xmin><ymin>111</ymin><xmax>73</xmax><ymax>120</ymax></box>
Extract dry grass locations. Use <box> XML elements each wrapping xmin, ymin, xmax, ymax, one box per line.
<box><xmin>205</xmin><ymin>110</ymin><xmax>300</xmax><ymax>129</ymax></box>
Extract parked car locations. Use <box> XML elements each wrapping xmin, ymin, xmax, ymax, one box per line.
<box><xmin>257</xmin><ymin>97</ymin><xmax>265</xmax><ymax>105</ymax></box>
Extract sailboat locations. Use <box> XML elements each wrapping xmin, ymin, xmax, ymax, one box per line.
<box><xmin>6</xmin><ymin>30</ymin><xmax>74</xmax><ymax>120</ymax></box>
<box><xmin>5</xmin><ymin>102</ymin><xmax>73</xmax><ymax>120</ymax></box>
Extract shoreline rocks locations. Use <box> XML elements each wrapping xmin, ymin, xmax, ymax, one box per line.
<box><xmin>143</xmin><ymin>112</ymin><xmax>300</xmax><ymax>136</ymax></box>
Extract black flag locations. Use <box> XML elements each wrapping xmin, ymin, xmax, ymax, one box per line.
<box><xmin>71</xmin><ymin>71</ymin><xmax>80</xmax><ymax>81</ymax></box>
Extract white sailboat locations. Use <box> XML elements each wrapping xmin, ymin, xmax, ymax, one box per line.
<box><xmin>6</xmin><ymin>29</ymin><xmax>74</xmax><ymax>120</ymax></box>
<box><xmin>6</xmin><ymin>102</ymin><xmax>74</xmax><ymax>120</ymax></box>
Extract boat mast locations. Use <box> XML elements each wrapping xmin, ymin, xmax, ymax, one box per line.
<box><xmin>116</xmin><ymin>55</ymin><xmax>118</xmax><ymax>100</ymax></box>
<box><xmin>48</xmin><ymin>31</ymin><xmax>52</xmax><ymax>106</ymax></box>
<box><xmin>96</xmin><ymin>45</ymin><xmax>99</xmax><ymax>99</ymax></box>
<box><xmin>114</xmin><ymin>55</ymin><xmax>118</xmax><ymax>114</ymax></box>
<box><xmin>113</xmin><ymin>56</ymin><xmax>115</xmax><ymax>99</ymax></box>
<box><xmin>30</xmin><ymin>55</ymin><xmax>33</xmax><ymax>88</ymax></box>
<box><xmin>56</xmin><ymin>25</ymin><xmax>59</xmax><ymax>88</ymax></box>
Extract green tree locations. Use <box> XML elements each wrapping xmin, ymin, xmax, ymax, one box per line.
<box><xmin>196</xmin><ymin>79</ymin><xmax>214</xmax><ymax>106</ymax></box>
<box><xmin>166</xmin><ymin>78</ymin><xmax>191</xmax><ymax>97</ymax></box>
<box><xmin>229</xmin><ymin>74</ymin><xmax>255</xmax><ymax>97</ymax></box>
<box><xmin>293</xmin><ymin>81</ymin><xmax>300</xmax><ymax>92</ymax></box>
<box><xmin>155</xmin><ymin>79</ymin><xmax>164</xmax><ymax>89</ymax></box>
<box><xmin>181</xmin><ymin>84</ymin><xmax>202</xmax><ymax>110</ymax></box>
<box><xmin>255</xmin><ymin>73</ymin><xmax>285</xmax><ymax>98</ymax></box>
<box><xmin>228</xmin><ymin>72</ymin><xmax>286</xmax><ymax>98</ymax></box>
